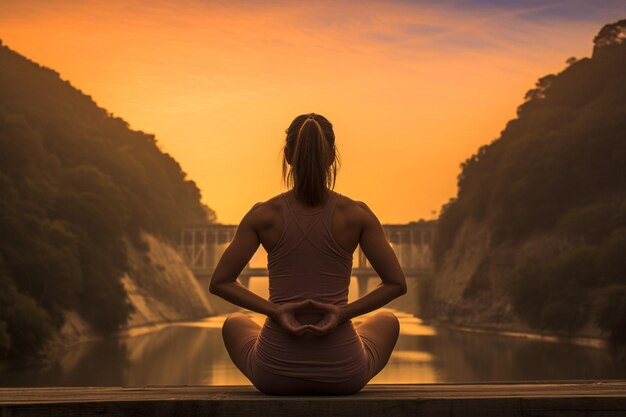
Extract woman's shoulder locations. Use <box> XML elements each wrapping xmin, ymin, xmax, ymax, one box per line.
<box><xmin>334</xmin><ymin>191</ymin><xmax>368</xmax><ymax>210</ymax></box>
<box><xmin>246</xmin><ymin>194</ymin><xmax>282</xmax><ymax>226</ymax></box>
<box><xmin>248</xmin><ymin>191</ymin><xmax>376</xmax><ymax>227</ymax></box>
<box><xmin>334</xmin><ymin>192</ymin><xmax>376</xmax><ymax>225</ymax></box>
<box><xmin>248</xmin><ymin>192</ymin><xmax>283</xmax><ymax>208</ymax></box>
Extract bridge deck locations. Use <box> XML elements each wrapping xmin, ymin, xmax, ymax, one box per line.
<box><xmin>1</xmin><ymin>381</ymin><xmax>625</xmax><ymax>416</ymax></box>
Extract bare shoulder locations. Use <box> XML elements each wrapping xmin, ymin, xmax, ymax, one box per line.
<box><xmin>242</xmin><ymin>194</ymin><xmax>282</xmax><ymax>230</ymax></box>
<box><xmin>335</xmin><ymin>192</ymin><xmax>378</xmax><ymax>228</ymax></box>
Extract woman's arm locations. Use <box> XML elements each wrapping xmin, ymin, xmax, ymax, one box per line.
<box><xmin>338</xmin><ymin>201</ymin><xmax>407</xmax><ymax>323</ymax></box>
<box><xmin>208</xmin><ymin>203</ymin><xmax>278</xmax><ymax>320</ymax></box>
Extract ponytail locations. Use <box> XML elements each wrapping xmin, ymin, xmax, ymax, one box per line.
<box><xmin>282</xmin><ymin>113</ymin><xmax>339</xmax><ymax>206</ymax></box>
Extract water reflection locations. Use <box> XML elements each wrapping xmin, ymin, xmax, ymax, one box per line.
<box><xmin>388</xmin><ymin>315</ymin><xmax>626</xmax><ymax>383</ymax></box>
<box><xmin>1</xmin><ymin>309</ymin><xmax>625</xmax><ymax>387</ymax></box>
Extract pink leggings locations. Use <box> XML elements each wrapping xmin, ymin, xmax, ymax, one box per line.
<box><xmin>222</xmin><ymin>311</ymin><xmax>400</xmax><ymax>395</ymax></box>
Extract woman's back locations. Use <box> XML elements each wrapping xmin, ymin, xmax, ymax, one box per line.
<box><xmin>265</xmin><ymin>190</ymin><xmax>351</xmax><ymax>320</ymax></box>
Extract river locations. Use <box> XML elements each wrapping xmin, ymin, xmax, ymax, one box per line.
<box><xmin>0</xmin><ymin>276</ymin><xmax>624</xmax><ymax>387</ymax></box>
<box><xmin>1</xmin><ymin>308</ymin><xmax>625</xmax><ymax>386</ymax></box>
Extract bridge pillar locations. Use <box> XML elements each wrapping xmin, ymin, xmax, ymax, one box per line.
<box><xmin>355</xmin><ymin>275</ymin><xmax>370</xmax><ymax>299</ymax></box>
<box><xmin>238</xmin><ymin>275</ymin><xmax>251</xmax><ymax>289</ymax></box>
<box><xmin>357</xmin><ymin>246</ymin><xmax>367</xmax><ymax>269</ymax></box>
<box><xmin>212</xmin><ymin>230</ymin><xmax>220</xmax><ymax>269</ymax></box>
<box><xmin>201</xmin><ymin>230</ymin><xmax>208</xmax><ymax>269</ymax></box>
<box><xmin>407</xmin><ymin>229</ymin><xmax>414</xmax><ymax>269</ymax></box>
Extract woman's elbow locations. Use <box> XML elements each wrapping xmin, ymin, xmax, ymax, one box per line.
<box><xmin>394</xmin><ymin>278</ymin><xmax>407</xmax><ymax>296</ymax></box>
<box><xmin>384</xmin><ymin>280</ymin><xmax>407</xmax><ymax>296</ymax></box>
<box><xmin>208</xmin><ymin>277</ymin><xmax>221</xmax><ymax>295</ymax></box>
<box><xmin>397</xmin><ymin>282</ymin><xmax>408</xmax><ymax>296</ymax></box>
<box><xmin>209</xmin><ymin>276</ymin><xmax>236</xmax><ymax>295</ymax></box>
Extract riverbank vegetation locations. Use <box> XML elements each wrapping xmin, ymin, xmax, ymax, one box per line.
<box><xmin>0</xmin><ymin>41</ymin><xmax>215</xmax><ymax>363</ymax></box>
<box><xmin>432</xmin><ymin>19</ymin><xmax>626</xmax><ymax>343</ymax></box>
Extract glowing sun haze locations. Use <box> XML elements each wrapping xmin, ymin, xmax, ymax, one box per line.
<box><xmin>0</xmin><ymin>0</ymin><xmax>623</xmax><ymax>223</ymax></box>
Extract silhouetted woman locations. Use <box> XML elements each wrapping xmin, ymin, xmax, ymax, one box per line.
<box><xmin>209</xmin><ymin>112</ymin><xmax>407</xmax><ymax>395</ymax></box>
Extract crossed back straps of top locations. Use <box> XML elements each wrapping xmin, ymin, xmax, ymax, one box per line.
<box><xmin>277</xmin><ymin>190</ymin><xmax>340</xmax><ymax>256</ymax></box>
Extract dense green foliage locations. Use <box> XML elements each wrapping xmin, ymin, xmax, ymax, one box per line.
<box><xmin>0</xmin><ymin>42</ymin><xmax>215</xmax><ymax>361</ymax></box>
<box><xmin>433</xmin><ymin>20</ymin><xmax>626</xmax><ymax>342</ymax></box>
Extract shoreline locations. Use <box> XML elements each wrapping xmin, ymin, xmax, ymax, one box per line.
<box><xmin>420</xmin><ymin>317</ymin><xmax>612</xmax><ymax>350</ymax></box>
<box><xmin>1</xmin><ymin>314</ymin><xmax>220</xmax><ymax>373</ymax></box>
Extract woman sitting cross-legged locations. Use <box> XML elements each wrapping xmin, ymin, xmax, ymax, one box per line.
<box><xmin>209</xmin><ymin>112</ymin><xmax>407</xmax><ymax>395</ymax></box>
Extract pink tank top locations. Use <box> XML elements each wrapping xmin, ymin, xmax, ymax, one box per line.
<box><xmin>256</xmin><ymin>190</ymin><xmax>369</xmax><ymax>384</ymax></box>
<box><xmin>267</xmin><ymin>189</ymin><xmax>353</xmax><ymax>306</ymax></box>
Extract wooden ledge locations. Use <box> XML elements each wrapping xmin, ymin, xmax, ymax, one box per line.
<box><xmin>1</xmin><ymin>381</ymin><xmax>625</xmax><ymax>416</ymax></box>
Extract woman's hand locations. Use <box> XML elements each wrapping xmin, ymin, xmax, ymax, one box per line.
<box><xmin>306</xmin><ymin>300</ymin><xmax>345</xmax><ymax>335</ymax></box>
<box><xmin>271</xmin><ymin>299</ymin><xmax>347</xmax><ymax>336</ymax></box>
<box><xmin>273</xmin><ymin>300</ymin><xmax>312</xmax><ymax>336</ymax></box>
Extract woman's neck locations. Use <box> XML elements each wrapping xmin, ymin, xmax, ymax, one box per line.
<box><xmin>288</xmin><ymin>188</ymin><xmax>331</xmax><ymax>211</ymax></box>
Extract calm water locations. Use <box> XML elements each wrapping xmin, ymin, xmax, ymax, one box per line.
<box><xmin>1</xmin><ymin>307</ymin><xmax>625</xmax><ymax>387</ymax></box>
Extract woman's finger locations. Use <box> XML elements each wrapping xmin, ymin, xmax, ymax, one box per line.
<box><xmin>281</xmin><ymin>314</ymin><xmax>308</xmax><ymax>335</ymax></box>
<box><xmin>308</xmin><ymin>323</ymin><xmax>332</xmax><ymax>335</ymax></box>
<box><xmin>308</xmin><ymin>313</ymin><xmax>338</xmax><ymax>335</ymax></box>
<box><xmin>293</xmin><ymin>299</ymin><xmax>313</xmax><ymax>309</ymax></box>
<box><xmin>286</xmin><ymin>321</ymin><xmax>308</xmax><ymax>335</ymax></box>
<box><xmin>308</xmin><ymin>299</ymin><xmax>329</xmax><ymax>309</ymax></box>
<box><xmin>284</xmin><ymin>299</ymin><xmax>312</xmax><ymax>311</ymax></box>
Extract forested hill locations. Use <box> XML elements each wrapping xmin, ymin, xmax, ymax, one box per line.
<box><xmin>428</xmin><ymin>19</ymin><xmax>626</xmax><ymax>342</ymax></box>
<box><xmin>0</xmin><ymin>41</ymin><xmax>215</xmax><ymax>361</ymax></box>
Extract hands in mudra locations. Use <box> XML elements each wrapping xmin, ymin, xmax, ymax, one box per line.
<box><xmin>273</xmin><ymin>299</ymin><xmax>345</xmax><ymax>336</ymax></box>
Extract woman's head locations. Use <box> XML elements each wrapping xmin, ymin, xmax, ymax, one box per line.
<box><xmin>282</xmin><ymin>113</ymin><xmax>340</xmax><ymax>206</ymax></box>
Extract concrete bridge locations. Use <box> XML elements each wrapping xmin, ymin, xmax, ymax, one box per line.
<box><xmin>179</xmin><ymin>220</ymin><xmax>436</xmax><ymax>298</ymax></box>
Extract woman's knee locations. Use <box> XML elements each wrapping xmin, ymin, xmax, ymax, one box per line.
<box><xmin>366</xmin><ymin>311</ymin><xmax>400</xmax><ymax>338</ymax></box>
<box><xmin>377</xmin><ymin>311</ymin><xmax>400</xmax><ymax>333</ymax></box>
<box><xmin>222</xmin><ymin>312</ymin><xmax>258</xmax><ymax>343</ymax></box>
<box><xmin>223</xmin><ymin>311</ymin><xmax>247</xmax><ymax>325</ymax></box>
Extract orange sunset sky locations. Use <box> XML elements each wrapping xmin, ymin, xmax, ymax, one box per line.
<box><xmin>1</xmin><ymin>1</ymin><xmax>624</xmax><ymax>224</ymax></box>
